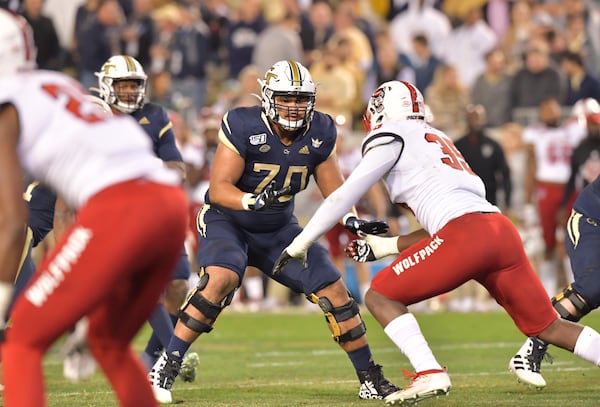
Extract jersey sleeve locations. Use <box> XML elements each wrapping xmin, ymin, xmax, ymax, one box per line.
<box><xmin>218</xmin><ymin>109</ymin><xmax>247</xmax><ymax>158</ymax></box>
<box><xmin>153</xmin><ymin>106</ymin><xmax>183</xmax><ymax>162</ymax></box>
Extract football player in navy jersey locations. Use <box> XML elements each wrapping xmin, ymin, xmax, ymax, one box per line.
<box><xmin>94</xmin><ymin>55</ymin><xmax>195</xmax><ymax>373</ymax></box>
<box><xmin>509</xmin><ymin>173</ymin><xmax>600</xmax><ymax>388</ymax></box>
<box><xmin>149</xmin><ymin>60</ymin><xmax>399</xmax><ymax>404</ymax></box>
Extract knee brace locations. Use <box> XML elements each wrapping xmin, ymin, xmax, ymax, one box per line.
<box><xmin>552</xmin><ymin>285</ymin><xmax>591</xmax><ymax>322</ymax></box>
<box><xmin>179</xmin><ymin>269</ymin><xmax>236</xmax><ymax>334</ymax></box>
<box><xmin>307</xmin><ymin>293</ymin><xmax>366</xmax><ymax>344</ymax></box>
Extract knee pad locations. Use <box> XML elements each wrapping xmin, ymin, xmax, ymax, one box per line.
<box><xmin>307</xmin><ymin>293</ymin><xmax>366</xmax><ymax>344</ymax></box>
<box><xmin>552</xmin><ymin>285</ymin><xmax>591</xmax><ymax>322</ymax></box>
<box><xmin>179</xmin><ymin>269</ymin><xmax>236</xmax><ymax>334</ymax></box>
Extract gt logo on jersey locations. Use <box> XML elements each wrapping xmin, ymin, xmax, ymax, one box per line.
<box><xmin>311</xmin><ymin>138</ymin><xmax>323</xmax><ymax>148</ymax></box>
<box><xmin>249</xmin><ymin>133</ymin><xmax>267</xmax><ymax>145</ymax></box>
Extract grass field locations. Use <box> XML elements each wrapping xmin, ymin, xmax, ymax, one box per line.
<box><xmin>14</xmin><ymin>308</ymin><xmax>600</xmax><ymax>407</ymax></box>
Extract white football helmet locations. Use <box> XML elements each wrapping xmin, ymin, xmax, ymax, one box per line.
<box><xmin>0</xmin><ymin>9</ymin><xmax>37</xmax><ymax>76</ymax></box>
<box><xmin>363</xmin><ymin>81</ymin><xmax>426</xmax><ymax>132</ymax></box>
<box><xmin>94</xmin><ymin>55</ymin><xmax>147</xmax><ymax>113</ymax></box>
<box><xmin>258</xmin><ymin>60</ymin><xmax>316</xmax><ymax>131</ymax></box>
<box><xmin>571</xmin><ymin>97</ymin><xmax>600</xmax><ymax>126</ymax></box>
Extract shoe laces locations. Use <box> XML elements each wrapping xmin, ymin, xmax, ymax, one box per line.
<box><xmin>402</xmin><ymin>368</ymin><xmax>446</xmax><ymax>385</ymax></box>
<box><xmin>360</xmin><ymin>364</ymin><xmax>400</xmax><ymax>396</ymax></box>
<box><xmin>157</xmin><ymin>356</ymin><xmax>181</xmax><ymax>390</ymax></box>
<box><xmin>527</xmin><ymin>342</ymin><xmax>553</xmax><ymax>372</ymax></box>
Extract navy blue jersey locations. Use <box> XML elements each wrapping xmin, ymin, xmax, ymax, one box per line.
<box><xmin>572</xmin><ymin>175</ymin><xmax>600</xmax><ymax>218</ymax></box>
<box><xmin>131</xmin><ymin>102</ymin><xmax>183</xmax><ymax>162</ymax></box>
<box><xmin>565</xmin><ymin>175</ymin><xmax>600</xmax><ymax>309</ymax></box>
<box><xmin>206</xmin><ymin>106</ymin><xmax>337</xmax><ymax>232</ymax></box>
<box><xmin>23</xmin><ymin>182</ymin><xmax>56</xmax><ymax>247</ymax></box>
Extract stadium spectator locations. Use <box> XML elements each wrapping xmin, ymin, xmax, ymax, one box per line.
<box><xmin>388</xmin><ymin>0</ymin><xmax>451</xmax><ymax>60</ymax></box>
<box><xmin>398</xmin><ymin>33</ymin><xmax>441</xmax><ymax>94</ymax></box>
<box><xmin>310</xmin><ymin>41</ymin><xmax>357</xmax><ymax>127</ymax></box>
<box><xmin>330</xmin><ymin>0</ymin><xmax>373</xmax><ymax>76</ymax></box>
<box><xmin>559</xmin><ymin>50</ymin><xmax>600</xmax><ymax>106</ymax></box>
<box><xmin>364</xmin><ymin>29</ymin><xmax>415</xmax><ymax>108</ymax></box>
<box><xmin>440</xmin><ymin>4</ymin><xmax>497</xmax><ymax>89</ymax></box>
<box><xmin>276</xmin><ymin>79</ymin><xmax>600</xmax><ymax>406</ymax></box>
<box><xmin>0</xmin><ymin>10</ymin><xmax>187</xmax><ymax>406</ymax></box>
<box><xmin>500</xmin><ymin>0</ymin><xmax>537</xmax><ymax>72</ymax></box>
<box><xmin>510</xmin><ymin>40</ymin><xmax>564</xmax><ymax>115</ymax></box>
<box><xmin>470</xmin><ymin>48</ymin><xmax>513</xmax><ymax>128</ymax></box>
<box><xmin>425</xmin><ymin>63</ymin><xmax>470</xmax><ymax>140</ymax></box>
<box><xmin>148</xmin><ymin>60</ymin><xmax>399</xmax><ymax>404</ymax></box>
<box><xmin>76</xmin><ymin>0</ymin><xmax>124</xmax><ymax>89</ymax></box>
<box><xmin>299</xmin><ymin>0</ymin><xmax>334</xmax><ymax>68</ymax></box>
<box><xmin>251</xmin><ymin>2</ymin><xmax>303</xmax><ymax>74</ymax></box>
<box><xmin>226</xmin><ymin>0</ymin><xmax>265</xmax><ymax>79</ymax></box>
<box><xmin>120</xmin><ymin>0</ymin><xmax>156</xmax><ymax>70</ymax></box>
<box><xmin>22</xmin><ymin>0</ymin><xmax>61</xmax><ymax>70</ymax></box>
<box><xmin>168</xmin><ymin>5</ymin><xmax>210</xmax><ymax>120</ymax></box>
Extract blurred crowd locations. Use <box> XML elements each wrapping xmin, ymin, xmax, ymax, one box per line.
<box><xmin>6</xmin><ymin>0</ymin><xmax>600</xmax><ymax>311</ymax></box>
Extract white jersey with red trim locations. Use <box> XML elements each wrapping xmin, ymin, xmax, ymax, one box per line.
<box><xmin>362</xmin><ymin>120</ymin><xmax>499</xmax><ymax>234</ymax></box>
<box><xmin>0</xmin><ymin>70</ymin><xmax>179</xmax><ymax>208</ymax></box>
<box><xmin>523</xmin><ymin>121</ymin><xmax>585</xmax><ymax>183</ymax></box>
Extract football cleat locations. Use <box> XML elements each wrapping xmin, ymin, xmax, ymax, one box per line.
<box><xmin>63</xmin><ymin>348</ymin><xmax>97</xmax><ymax>382</ymax></box>
<box><xmin>357</xmin><ymin>364</ymin><xmax>401</xmax><ymax>399</ymax></box>
<box><xmin>148</xmin><ymin>352</ymin><xmax>181</xmax><ymax>404</ymax></box>
<box><xmin>180</xmin><ymin>351</ymin><xmax>200</xmax><ymax>383</ymax></box>
<box><xmin>509</xmin><ymin>337</ymin><xmax>551</xmax><ymax>389</ymax></box>
<box><xmin>384</xmin><ymin>369</ymin><xmax>451</xmax><ymax>406</ymax></box>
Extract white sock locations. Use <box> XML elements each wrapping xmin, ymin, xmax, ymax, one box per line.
<box><xmin>384</xmin><ymin>313</ymin><xmax>443</xmax><ymax>372</ymax></box>
<box><xmin>574</xmin><ymin>326</ymin><xmax>600</xmax><ymax>366</ymax></box>
<box><xmin>243</xmin><ymin>276</ymin><xmax>264</xmax><ymax>301</ymax></box>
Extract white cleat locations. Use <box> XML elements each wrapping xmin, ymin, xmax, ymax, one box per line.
<box><xmin>384</xmin><ymin>369</ymin><xmax>451</xmax><ymax>406</ymax></box>
<box><xmin>148</xmin><ymin>352</ymin><xmax>181</xmax><ymax>404</ymax></box>
<box><xmin>509</xmin><ymin>337</ymin><xmax>549</xmax><ymax>389</ymax></box>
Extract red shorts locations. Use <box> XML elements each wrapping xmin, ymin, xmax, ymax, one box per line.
<box><xmin>371</xmin><ymin>212</ymin><xmax>558</xmax><ymax>337</ymax></box>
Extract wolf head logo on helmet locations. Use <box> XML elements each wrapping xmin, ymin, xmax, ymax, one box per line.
<box><xmin>0</xmin><ymin>9</ymin><xmax>37</xmax><ymax>76</ymax></box>
<box><xmin>258</xmin><ymin>60</ymin><xmax>316</xmax><ymax>131</ymax></box>
<box><xmin>363</xmin><ymin>81</ymin><xmax>426</xmax><ymax>133</ymax></box>
<box><xmin>93</xmin><ymin>55</ymin><xmax>147</xmax><ymax>114</ymax></box>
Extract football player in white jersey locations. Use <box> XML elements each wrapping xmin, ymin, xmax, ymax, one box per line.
<box><xmin>0</xmin><ymin>10</ymin><xmax>187</xmax><ymax>407</ymax></box>
<box><xmin>274</xmin><ymin>80</ymin><xmax>600</xmax><ymax>406</ymax></box>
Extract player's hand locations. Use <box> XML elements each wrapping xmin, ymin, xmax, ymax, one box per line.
<box><xmin>345</xmin><ymin>239</ymin><xmax>377</xmax><ymax>262</ymax></box>
<box><xmin>249</xmin><ymin>181</ymin><xmax>291</xmax><ymax>211</ymax></box>
<box><xmin>272</xmin><ymin>236</ymin><xmax>311</xmax><ymax>274</ymax></box>
<box><xmin>345</xmin><ymin>233</ymin><xmax>399</xmax><ymax>262</ymax></box>
<box><xmin>344</xmin><ymin>216</ymin><xmax>389</xmax><ymax>235</ymax></box>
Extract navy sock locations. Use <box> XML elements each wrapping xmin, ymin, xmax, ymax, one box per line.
<box><xmin>147</xmin><ymin>304</ymin><xmax>174</xmax><ymax>350</ymax></box>
<box><xmin>166</xmin><ymin>335</ymin><xmax>192</xmax><ymax>363</ymax></box>
<box><xmin>347</xmin><ymin>345</ymin><xmax>374</xmax><ymax>372</ymax></box>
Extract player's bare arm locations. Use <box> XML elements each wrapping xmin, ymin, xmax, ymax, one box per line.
<box><xmin>207</xmin><ymin>141</ymin><xmax>247</xmax><ymax>210</ymax></box>
<box><xmin>0</xmin><ymin>104</ymin><xmax>27</xmax><ymax>285</ymax></box>
<box><xmin>53</xmin><ymin>196</ymin><xmax>75</xmax><ymax>242</ymax></box>
<box><xmin>164</xmin><ymin>160</ymin><xmax>186</xmax><ymax>181</ymax></box>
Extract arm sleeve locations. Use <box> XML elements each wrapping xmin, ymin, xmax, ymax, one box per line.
<box><xmin>299</xmin><ymin>141</ymin><xmax>403</xmax><ymax>242</ymax></box>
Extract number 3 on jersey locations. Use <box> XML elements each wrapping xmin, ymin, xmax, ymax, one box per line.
<box><xmin>425</xmin><ymin>132</ymin><xmax>475</xmax><ymax>175</ymax></box>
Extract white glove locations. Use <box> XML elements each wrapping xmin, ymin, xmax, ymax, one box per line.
<box><xmin>346</xmin><ymin>233</ymin><xmax>399</xmax><ymax>262</ymax></box>
<box><xmin>272</xmin><ymin>236</ymin><xmax>312</xmax><ymax>274</ymax></box>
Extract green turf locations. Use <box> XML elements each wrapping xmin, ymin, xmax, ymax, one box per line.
<box><xmin>16</xmin><ymin>309</ymin><xmax>600</xmax><ymax>406</ymax></box>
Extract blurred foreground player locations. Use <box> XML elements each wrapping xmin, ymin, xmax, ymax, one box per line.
<box><xmin>0</xmin><ymin>10</ymin><xmax>187</xmax><ymax>407</ymax></box>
